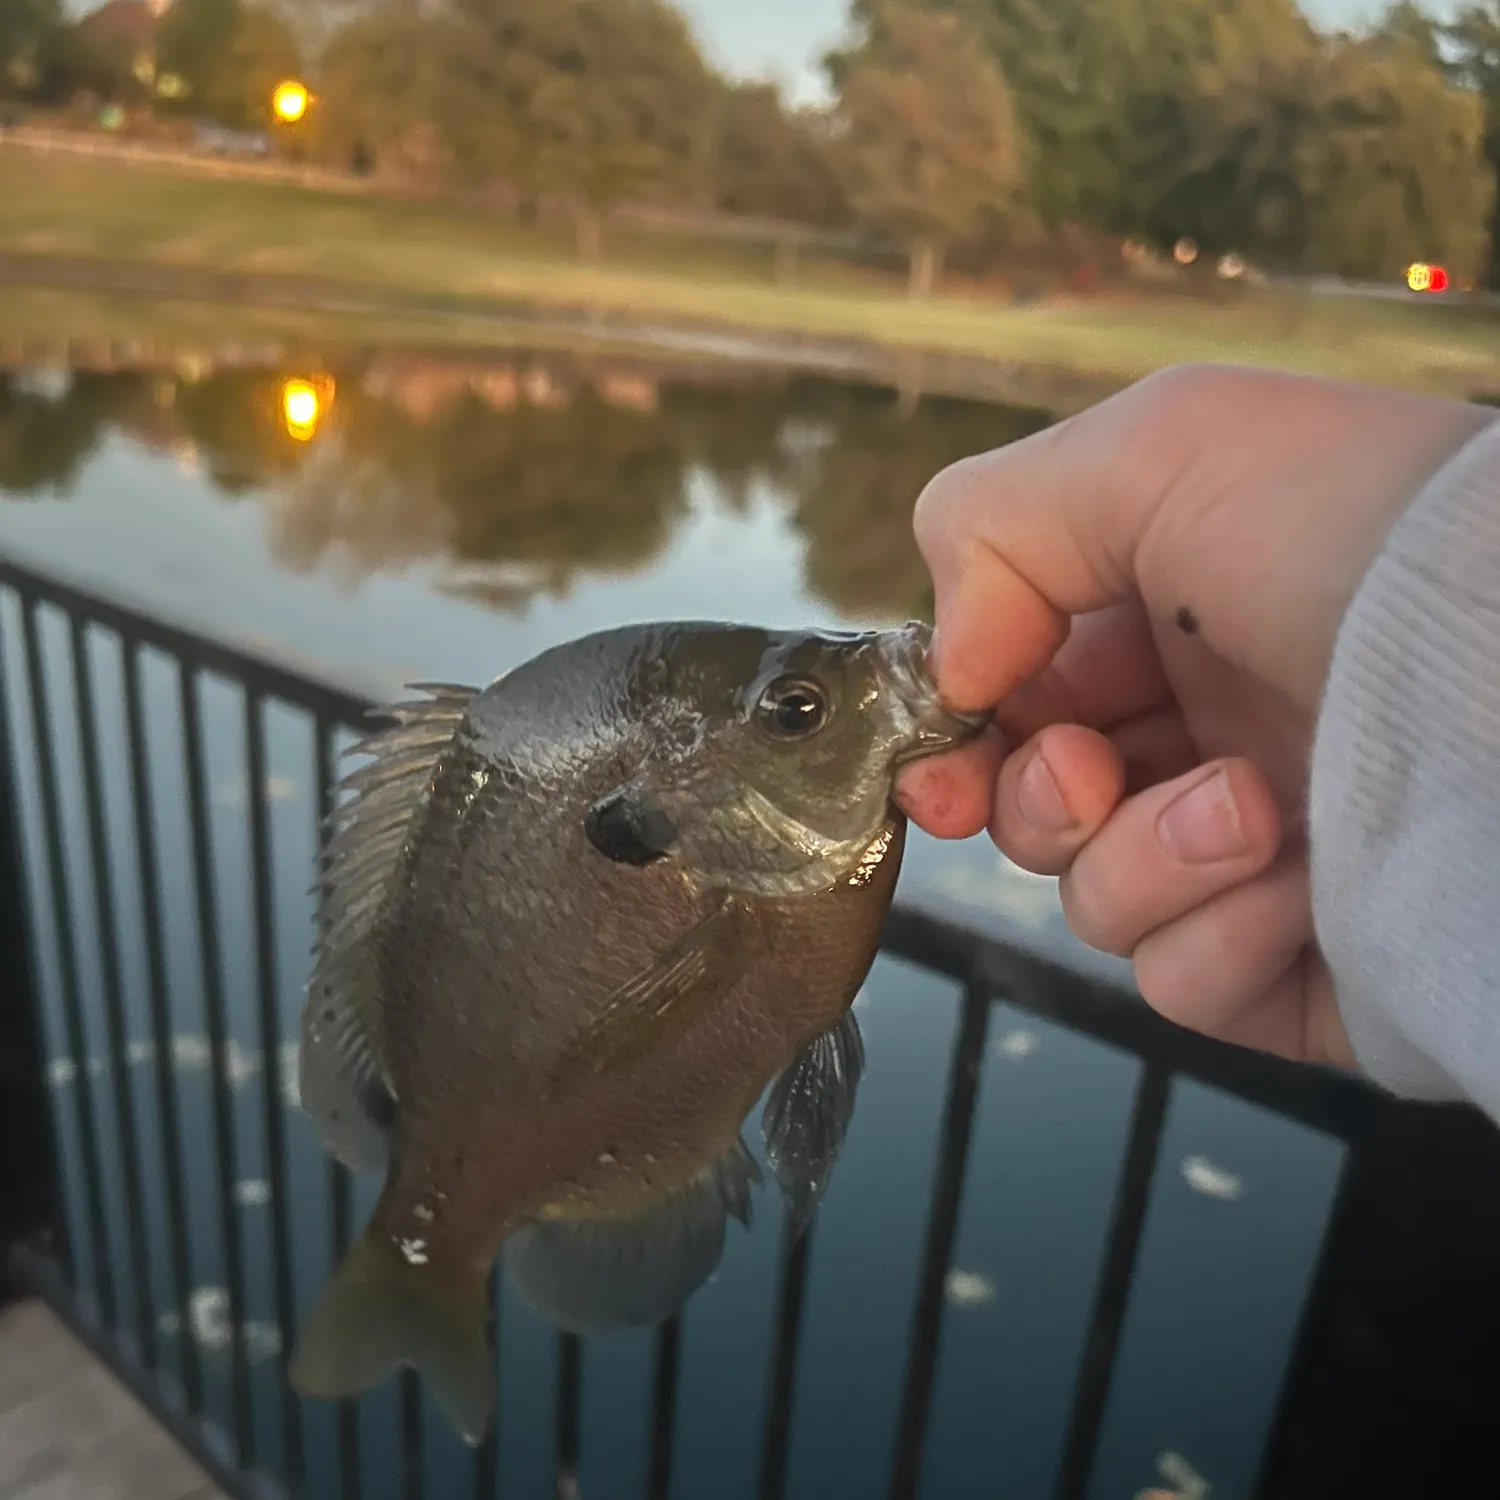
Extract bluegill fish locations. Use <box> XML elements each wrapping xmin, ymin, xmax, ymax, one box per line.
<box><xmin>288</xmin><ymin>620</ymin><xmax>985</xmax><ymax>1443</ymax></box>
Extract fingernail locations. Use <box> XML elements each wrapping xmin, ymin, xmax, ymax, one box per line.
<box><xmin>1016</xmin><ymin>746</ymin><xmax>1074</xmax><ymax>834</ymax></box>
<box><xmin>1157</xmin><ymin>768</ymin><xmax>1246</xmax><ymax>865</ymax></box>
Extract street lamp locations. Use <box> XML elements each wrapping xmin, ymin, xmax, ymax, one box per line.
<box><xmin>271</xmin><ymin>79</ymin><xmax>310</xmax><ymax>125</ymax></box>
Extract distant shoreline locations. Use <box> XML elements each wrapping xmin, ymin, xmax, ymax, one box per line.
<box><xmin>2</xmin><ymin>142</ymin><xmax>1498</xmax><ymax>410</ymax></box>
<box><xmin>0</xmin><ymin>249</ymin><xmax>1129</xmax><ymax>415</ymax></box>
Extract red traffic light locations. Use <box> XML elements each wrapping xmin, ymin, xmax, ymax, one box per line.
<box><xmin>1429</xmin><ymin>265</ymin><xmax>1449</xmax><ymax>292</ymax></box>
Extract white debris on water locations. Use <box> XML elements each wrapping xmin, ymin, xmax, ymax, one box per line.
<box><xmin>943</xmin><ymin>1270</ymin><xmax>997</xmax><ymax>1309</ymax></box>
<box><xmin>49</xmin><ymin>1033</ymin><xmax>303</xmax><ymax>1103</ymax></box>
<box><xmin>232</xmin><ymin>1179</ymin><xmax>272</xmax><ymax>1208</ymax></box>
<box><xmin>158</xmin><ymin>1287</ymin><xmax>282</xmax><ymax>1361</ymax></box>
<box><xmin>1180</xmin><ymin>1155</ymin><xmax>1244</xmax><ymax>1203</ymax></box>
<box><xmin>995</xmin><ymin>1028</ymin><xmax>1039</xmax><ymax>1062</ymax></box>
<box><xmin>398</xmin><ymin>1237</ymin><xmax>430</xmax><ymax>1266</ymax></box>
<box><xmin>213</xmin><ymin>772</ymin><xmax>301</xmax><ymax>811</ymax></box>
<box><xmin>1133</xmin><ymin>1450</ymin><xmax>1211</xmax><ymax>1500</ymax></box>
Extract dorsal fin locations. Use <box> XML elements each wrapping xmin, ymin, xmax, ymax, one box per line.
<box><xmin>299</xmin><ymin>682</ymin><xmax>477</xmax><ymax>1172</ymax></box>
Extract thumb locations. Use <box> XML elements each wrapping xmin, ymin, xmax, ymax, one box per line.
<box><xmin>913</xmin><ymin>372</ymin><xmax>1173</xmax><ymax>714</ymax></box>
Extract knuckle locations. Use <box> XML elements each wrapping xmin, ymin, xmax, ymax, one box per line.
<box><xmin>1132</xmin><ymin>940</ymin><xmax>1197</xmax><ymax>1026</ymax></box>
<box><xmin>1058</xmin><ymin>858</ymin><xmax>1132</xmax><ymax>956</ymax></box>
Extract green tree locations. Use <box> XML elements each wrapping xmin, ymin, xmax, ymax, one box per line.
<box><xmin>444</xmin><ymin>0</ymin><xmax>720</xmax><ymax>259</ymax></box>
<box><xmin>830</xmin><ymin>3</ymin><xmax>1026</xmax><ymax>297</ymax></box>
<box><xmin>156</xmin><ymin>0</ymin><xmax>302</xmax><ymax>129</ymax></box>
<box><xmin>311</xmin><ymin>2</ymin><xmax>460</xmax><ymax>177</ymax></box>
<box><xmin>0</xmin><ymin>0</ymin><xmax>62</xmax><ymax>95</ymax></box>
<box><xmin>711</xmin><ymin>82</ymin><xmax>849</xmax><ymax>227</ymax></box>
<box><xmin>1152</xmin><ymin>18</ymin><xmax>1494</xmax><ymax>281</ymax></box>
<box><xmin>1447</xmin><ymin>1</ymin><xmax>1500</xmax><ymax>284</ymax></box>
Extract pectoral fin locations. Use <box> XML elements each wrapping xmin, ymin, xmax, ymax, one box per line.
<box><xmin>550</xmin><ymin>895</ymin><xmax>761</xmax><ymax>1085</ymax></box>
<box><xmin>501</xmin><ymin>1140</ymin><xmax>761</xmax><ymax>1333</ymax></box>
<box><xmin>762</xmin><ymin>1009</ymin><xmax>865</xmax><ymax>1234</ymax></box>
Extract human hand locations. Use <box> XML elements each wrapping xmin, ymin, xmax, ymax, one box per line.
<box><xmin>895</xmin><ymin>364</ymin><xmax>1494</xmax><ymax>1066</ymax></box>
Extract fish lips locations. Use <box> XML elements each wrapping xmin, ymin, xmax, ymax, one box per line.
<box><xmin>877</xmin><ymin>622</ymin><xmax>993</xmax><ymax>767</ymax></box>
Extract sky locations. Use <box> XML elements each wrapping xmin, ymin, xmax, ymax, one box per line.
<box><xmin>675</xmin><ymin>0</ymin><xmax>1442</xmax><ymax>104</ymax></box>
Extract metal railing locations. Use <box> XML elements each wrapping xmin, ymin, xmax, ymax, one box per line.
<box><xmin>0</xmin><ymin>552</ymin><xmax>1467</xmax><ymax>1500</ymax></box>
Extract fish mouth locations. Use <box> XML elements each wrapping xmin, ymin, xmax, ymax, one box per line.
<box><xmin>876</xmin><ymin>622</ymin><xmax>992</xmax><ymax>766</ymax></box>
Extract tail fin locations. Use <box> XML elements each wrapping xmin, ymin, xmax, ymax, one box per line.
<box><xmin>289</xmin><ymin>1232</ymin><xmax>494</xmax><ymax>1446</ymax></box>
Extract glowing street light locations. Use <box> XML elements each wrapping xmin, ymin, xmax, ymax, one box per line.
<box><xmin>281</xmin><ymin>377</ymin><xmax>331</xmax><ymax>441</ymax></box>
<box><xmin>271</xmin><ymin>79</ymin><xmax>310</xmax><ymax>124</ymax></box>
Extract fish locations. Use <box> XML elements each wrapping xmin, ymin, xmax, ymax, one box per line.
<box><xmin>287</xmin><ymin>619</ymin><xmax>986</xmax><ymax>1444</ymax></box>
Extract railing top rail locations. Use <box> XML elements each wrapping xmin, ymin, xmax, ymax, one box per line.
<box><xmin>0</xmin><ymin>548</ymin><xmax>1390</xmax><ymax>1147</ymax></box>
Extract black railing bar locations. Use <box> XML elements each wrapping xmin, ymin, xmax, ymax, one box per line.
<box><xmin>316</xmin><ymin>713</ymin><xmax>364</xmax><ymax>1500</ymax></box>
<box><xmin>68</xmin><ymin>617</ymin><xmax>158</xmax><ymax>1366</ymax></box>
<box><xmin>0</xmin><ymin>559</ymin><xmax>376</xmax><ymax>729</ymax></box>
<box><xmin>19</xmin><ymin>596</ymin><xmax>116</xmax><ymax>1326</ymax></box>
<box><xmin>645</xmin><ymin>1316</ymin><xmax>682</xmax><ymax>1500</ymax></box>
<box><xmin>472</xmin><ymin>1266</ymin><xmax>501</xmax><ymax>1500</ymax></box>
<box><xmin>755</xmin><ymin>1214</ymin><xmax>816</xmax><ymax>1500</ymax></box>
<box><xmin>1050</xmin><ymin>1058</ymin><xmax>1173</xmax><ymax>1500</ymax></box>
<box><xmin>886</xmin><ymin>980</ymin><xmax>993</xmax><ymax>1500</ymax></box>
<box><xmin>0</xmin><ymin>603</ymin><xmax>71</xmax><ymax>1286</ymax></box>
<box><xmin>10</xmin><ymin>1245</ymin><xmax>290</xmax><ymax>1500</ymax></box>
<box><xmin>883</xmin><ymin>908</ymin><xmax>1381</xmax><ymax>1140</ymax></box>
<box><xmin>122</xmin><ymin>637</ymin><xmax>204</xmax><ymax>1412</ymax></box>
<box><xmin>555</xmin><ymin>1333</ymin><xmax>582</xmax><ymax>1500</ymax></box>
<box><xmin>179</xmin><ymin>660</ymin><xmax>256</xmax><ymax>1466</ymax></box>
<box><xmin>1250</xmin><ymin>1133</ymin><xmax>1372</xmax><ymax>1497</ymax></box>
<box><xmin>244</xmin><ymin>690</ymin><xmax>307</xmax><ymax>1483</ymax></box>
<box><xmin>401</xmin><ymin>1370</ymin><xmax>425</xmax><ymax>1500</ymax></box>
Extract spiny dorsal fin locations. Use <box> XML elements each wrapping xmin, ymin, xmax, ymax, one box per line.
<box><xmin>501</xmin><ymin>1139</ymin><xmax>762</xmax><ymax>1334</ymax></box>
<box><xmin>299</xmin><ymin>682</ymin><xmax>477</xmax><ymax>1173</ymax></box>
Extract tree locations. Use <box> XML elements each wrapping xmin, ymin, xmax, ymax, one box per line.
<box><xmin>1446</xmin><ymin>1</ymin><xmax>1500</xmax><ymax>284</ymax></box>
<box><xmin>1150</xmin><ymin>16</ymin><xmax>1494</xmax><ymax>281</ymax></box>
<box><xmin>155</xmin><ymin>0</ymin><xmax>302</xmax><ymax>129</ymax></box>
<box><xmin>444</xmin><ymin>0</ymin><xmax>721</xmax><ymax>259</ymax></box>
<box><xmin>830</xmin><ymin>3</ymin><xmax>1026</xmax><ymax>297</ymax></box>
<box><xmin>0</xmin><ymin>0</ymin><xmax>62</xmax><ymax>95</ymax></box>
<box><xmin>712</xmin><ymin>82</ymin><xmax>849</xmax><ymax>228</ymax></box>
<box><xmin>311</xmin><ymin>3</ymin><xmax>462</xmax><ymax>179</ymax></box>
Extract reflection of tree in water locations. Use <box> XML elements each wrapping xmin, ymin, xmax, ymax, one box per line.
<box><xmin>269</xmin><ymin>373</ymin><xmax>700</xmax><ymax>608</ymax></box>
<box><xmin>788</xmin><ymin>386</ymin><xmax>1053</xmax><ymax>621</ymax></box>
<box><xmin>172</xmin><ymin>373</ymin><xmax>316</xmax><ymax>496</ymax></box>
<box><xmin>0</xmin><ymin>352</ymin><xmax>1058</xmax><ymax>625</ymax></box>
<box><xmin>0</xmin><ymin>371</ymin><xmax>144</xmax><ymax>496</ymax></box>
<box><xmin>0</xmin><ymin>368</ymin><xmax>318</xmax><ymax>499</ymax></box>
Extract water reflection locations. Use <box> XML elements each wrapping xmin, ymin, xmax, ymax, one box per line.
<box><xmin>0</xmin><ymin>339</ymin><xmax>1346</xmax><ymax>1500</ymax></box>
<box><xmin>0</xmin><ymin>350</ymin><xmax>1050</xmax><ymax>622</ymax></box>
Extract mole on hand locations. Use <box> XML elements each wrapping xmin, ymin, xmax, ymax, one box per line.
<box><xmin>1174</xmin><ymin>607</ymin><xmax>1199</xmax><ymax>635</ymax></box>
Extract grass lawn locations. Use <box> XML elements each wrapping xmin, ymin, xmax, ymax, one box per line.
<box><xmin>2</xmin><ymin>146</ymin><xmax>1499</xmax><ymax>401</ymax></box>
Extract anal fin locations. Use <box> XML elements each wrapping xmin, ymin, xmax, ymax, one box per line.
<box><xmin>501</xmin><ymin>1139</ymin><xmax>761</xmax><ymax>1334</ymax></box>
<box><xmin>762</xmin><ymin>1009</ymin><xmax>865</xmax><ymax>1234</ymax></box>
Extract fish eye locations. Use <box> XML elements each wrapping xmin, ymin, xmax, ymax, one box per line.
<box><xmin>756</xmin><ymin>676</ymin><xmax>830</xmax><ymax>739</ymax></box>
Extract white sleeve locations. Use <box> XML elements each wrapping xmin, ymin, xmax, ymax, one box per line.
<box><xmin>1310</xmin><ymin>413</ymin><xmax>1500</xmax><ymax>1117</ymax></box>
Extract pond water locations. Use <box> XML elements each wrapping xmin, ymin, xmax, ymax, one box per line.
<box><xmin>0</xmin><ymin>342</ymin><xmax>1345</xmax><ymax>1500</ymax></box>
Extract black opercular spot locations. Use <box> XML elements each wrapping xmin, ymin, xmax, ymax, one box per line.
<box><xmin>585</xmin><ymin>789</ymin><xmax>678</xmax><ymax>866</ymax></box>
